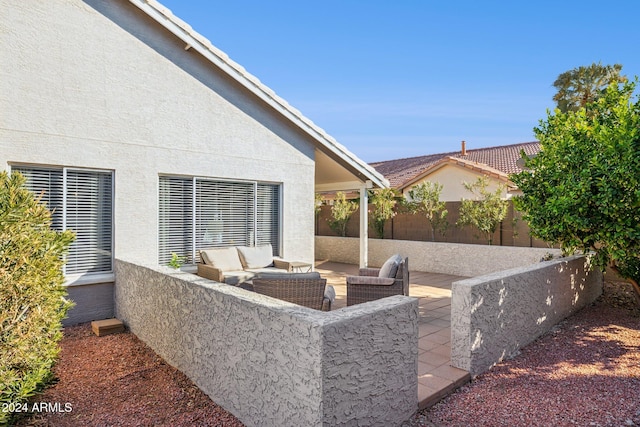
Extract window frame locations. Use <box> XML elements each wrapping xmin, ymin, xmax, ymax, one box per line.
<box><xmin>10</xmin><ymin>164</ymin><xmax>115</xmax><ymax>286</ymax></box>
<box><xmin>158</xmin><ymin>175</ymin><xmax>282</xmax><ymax>266</ymax></box>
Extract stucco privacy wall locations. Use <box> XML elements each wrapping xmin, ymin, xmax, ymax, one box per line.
<box><xmin>315</xmin><ymin>236</ymin><xmax>561</xmax><ymax>277</ymax></box>
<box><xmin>450</xmin><ymin>255</ymin><xmax>603</xmax><ymax>377</ymax></box>
<box><xmin>115</xmin><ymin>260</ymin><xmax>418</xmax><ymax>427</ymax></box>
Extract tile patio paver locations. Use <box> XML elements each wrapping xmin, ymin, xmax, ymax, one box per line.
<box><xmin>315</xmin><ymin>260</ymin><xmax>471</xmax><ymax>410</ymax></box>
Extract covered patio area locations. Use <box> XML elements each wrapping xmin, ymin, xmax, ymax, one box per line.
<box><xmin>314</xmin><ymin>260</ymin><xmax>471</xmax><ymax>409</ymax></box>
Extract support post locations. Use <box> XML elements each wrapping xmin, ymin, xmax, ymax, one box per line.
<box><xmin>359</xmin><ymin>184</ymin><xmax>369</xmax><ymax>269</ymax></box>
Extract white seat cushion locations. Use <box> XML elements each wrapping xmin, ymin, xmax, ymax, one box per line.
<box><xmin>237</xmin><ymin>245</ymin><xmax>274</xmax><ymax>269</ymax></box>
<box><xmin>201</xmin><ymin>247</ymin><xmax>243</xmax><ymax>272</ymax></box>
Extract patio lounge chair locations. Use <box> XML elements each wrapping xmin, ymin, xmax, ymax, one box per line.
<box><xmin>252</xmin><ymin>272</ymin><xmax>335</xmax><ymax>311</ymax></box>
<box><xmin>346</xmin><ymin>255</ymin><xmax>409</xmax><ymax>306</ymax></box>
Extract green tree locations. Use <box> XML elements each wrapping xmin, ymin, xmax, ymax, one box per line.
<box><xmin>407</xmin><ymin>182</ymin><xmax>448</xmax><ymax>241</ymax></box>
<box><xmin>314</xmin><ymin>193</ymin><xmax>324</xmax><ymax>217</ymax></box>
<box><xmin>369</xmin><ymin>188</ymin><xmax>399</xmax><ymax>239</ymax></box>
<box><xmin>512</xmin><ymin>80</ymin><xmax>640</xmax><ymax>304</ymax></box>
<box><xmin>0</xmin><ymin>172</ymin><xmax>75</xmax><ymax>425</ymax></box>
<box><xmin>457</xmin><ymin>176</ymin><xmax>508</xmax><ymax>245</ymax></box>
<box><xmin>553</xmin><ymin>62</ymin><xmax>626</xmax><ymax>113</ymax></box>
<box><xmin>327</xmin><ymin>191</ymin><xmax>358</xmax><ymax>237</ymax></box>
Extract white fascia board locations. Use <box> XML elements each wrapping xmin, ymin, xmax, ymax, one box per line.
<box><xmin>129</xmin><ymin>0</ymin><xmax>388</xmax><ymax>189</ymax></box>
<box><xmin>315</xmin><ymin>180</ymin><xmax>373</xmax><ymax>193</ymax></box>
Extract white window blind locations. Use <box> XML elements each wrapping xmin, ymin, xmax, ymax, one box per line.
<box><xmin>64</xmin><ymin>170</ymin><xmax>113</xmax><ymax>274</ymax></box>
<box><xmin>158</xmin><ymin>176</ymin><xmax>193</xmax><ymax>266</ymax></box>
<box><xmin>12</xmin><ymin>166</ymin><xmax>113</xmax><ymax>276</ymax></box>
<box><xmin>196</xmin><ymin>179</ymin><xmax>254</xmax><ymax>249</ymax></box>
<box><xmin>13</xmin><ymin>167</ymin><xmax>64</xmax><ymax>230</ymax></box>
<box><xmin>256</xmin><ymin>183</ymin><xmax>280</xmax><ymax>250</ymax></box>
<box><xmin>159</xmin><ymin>176</ymin><xmax>281</xmax><ymax>265</ymax></box>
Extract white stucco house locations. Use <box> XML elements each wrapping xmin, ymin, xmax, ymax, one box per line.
<box><xmin>400</xmin><ymin>155</ymin><xmax>514</xmax><ymax>201</ymax></box>
<box><xmin>371</xmin><ymin>140</ymin><xmax>540</xmax><ymax>202</ymax></box>
<box><xmin>1</xmin><ymin>0</ymin><xmax>387</xmax><ymax>324</ymax></box>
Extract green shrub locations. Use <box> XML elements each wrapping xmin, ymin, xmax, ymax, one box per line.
<box><xmin>327</xmin><ymin>191</ymin><xmax>358</xmax><ymax>237</ymax></box>
<box><xmin>457</xmin><ymin>176</ymin><xmax>508</xmax><ymax>245</ymax></box>
<box><xmin>407</xmin><ymin>182</ymin><xmax>448</xmax><ymax>241</ymax></box>
<box><xmin>369</xmin><ymin>188</ymin><xmax>399</xmax><ymax>239</ymax></box>
<box><xmin>0</xmin><ymin>171</ymin><xmax>75</xmax><ymax>425</ymax></box>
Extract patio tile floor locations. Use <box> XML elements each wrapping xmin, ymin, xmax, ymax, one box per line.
<box><xmin>315</xmin><ymin>260</ymin><xmax>471</xmax><ymax>410</ymax></box>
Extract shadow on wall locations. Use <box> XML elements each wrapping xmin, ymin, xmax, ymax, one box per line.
<box><xmin>460</xmin><ymin>290</ymin><xmax>638</xmax><ymax>404</ymax></box>
<box><xmin>451</xmin><ymin>255</ymin><xmax>603</xmax><ymax>377</ymax></box>
<box><xmin>82</xmin><ymin>0</ymin><xmax>315</xmax><ymax>160</ymax></box>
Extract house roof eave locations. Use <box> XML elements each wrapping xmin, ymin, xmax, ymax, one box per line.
<box><xmin>128</xmin><ymin>0</ymin><xmax>388</xmax><ymax>190</ymax></box>
<box><xmin>400</xmin><ymin>156</ymin><xmax>514</xmax><ymax>192</ymax></box>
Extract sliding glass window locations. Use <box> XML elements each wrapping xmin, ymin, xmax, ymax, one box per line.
<box><xmin>158</xmin><ymin>176</ymin><xmax>281</xmax><ymax>266</ymax></box>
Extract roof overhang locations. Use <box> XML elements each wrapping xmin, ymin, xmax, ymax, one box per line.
<box><xmin>400</xmin><ymin>156</ymin><xmax>515</xmax><ymax>192</ymax></box>
<box><xmin>128</xmin><ymin>0</ymin><xmax>388</xmax><ymax>192</ymax></box>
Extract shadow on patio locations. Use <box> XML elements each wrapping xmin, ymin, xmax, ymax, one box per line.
<box><xmin>314</xmin><ymin>260</ymin><xmax>471</xmax><ymax>409</ymax></box>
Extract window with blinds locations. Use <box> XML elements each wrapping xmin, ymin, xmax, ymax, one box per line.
<box><xmin>159</xmin><ymin>176</ymin><xmax>281</xmax><ymax>266</ymax></box>
<box><xmin>158</xmin><ymin>176</ymin><xmax>193</xmax><ymax>265</ymax></box>
<box><xmin>12</xmin><ymin>166</ymin><xmax>114</xmax><ymax>277</ymax></box>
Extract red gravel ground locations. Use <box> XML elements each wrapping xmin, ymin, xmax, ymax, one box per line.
<box><xmin>13</xmin><ymin>281</ymin><xmax>640</xmax><ymax>427</ymax></box>
<box><xmin>15</xmin><ymin>326</ymin><xmax>244</xmax><ymax>427</ymax></box>
<box><xmin>414</xmin><ymin>281</ymin><xmax>640</xmax><ymax>427</ymax></box>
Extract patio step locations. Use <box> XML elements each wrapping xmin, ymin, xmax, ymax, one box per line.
<box><xmin>418</xmin><ymin>371</ymin><xmax>471</xmax><ymax>410</ymax></box>
<box><xmin>91</xmin><ymin>318</ymin><xmax>125</xmax><ymax>336</ymax></box>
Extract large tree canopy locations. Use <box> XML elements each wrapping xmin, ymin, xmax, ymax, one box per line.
<box><xmin>552</xmin><ymin>62</ymin><xmax>627</xmax><ymax>113</ymax></box>
<box><xmin>512</xmin><ymin>80</ymin><xmax>640</xmax><ymax>302</ymax></box>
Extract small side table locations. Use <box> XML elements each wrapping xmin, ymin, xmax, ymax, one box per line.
<box><xmin>290</xmin><ymin>261</ymin><xmax>312</xmax><ymax>273</ymax></box>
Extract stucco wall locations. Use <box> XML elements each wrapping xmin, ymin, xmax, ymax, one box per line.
<box><xmin>114</xmin><ymin>259</ymin><xmax>418</xmax><ymax>427</ymax></box>
<box><xmin>315</xmin><ymin>236</ymin><xmax>561</xmax><ymax>277</ymax></box>
<box><xmin>450</xmin><ymin>255</ymin><xmax>603</xmax><ymax>377</ymax></box>
<box><xmin>64</xmin><ymin>282</ymin><xmax>115</xmax><ymax>326</ymax></box>
<box><xmin>1</xmin><ymin>0</ymin><xmax>322</xmax><ymax>324</ymax></box>
<box><xmin>0</xmin><ymin>0</ymin><xmax>316</xmax><ymax>267</ymax></box>
<box><xmin>402</xmin><ymin>164</ymin><xmax>508</xmax><ymax>202</ymax></box>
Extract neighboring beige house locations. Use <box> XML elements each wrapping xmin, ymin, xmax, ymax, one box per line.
<box><xmin>0</xmin><ymin>0</ymin><xmax>387</xmax><ymax>324</ymax></box>
<box><xmin>371</xmin><ymin>141</ymin><xmax>540</xmax><ymax>201</ymax></box>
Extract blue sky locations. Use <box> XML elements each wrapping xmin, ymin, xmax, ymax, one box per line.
<box><xmin>160</xmin><ymin>0</ymin><xmax>640</xmax><ymax>162</ymax></box>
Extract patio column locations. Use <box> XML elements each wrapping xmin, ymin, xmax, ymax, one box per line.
<box><xmin>359</xmin><ymin>184</ymin><xmax>369</xmax><ymax>268</ymax></box>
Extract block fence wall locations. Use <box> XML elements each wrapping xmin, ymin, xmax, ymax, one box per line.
<box><xmin>114</xmin><ymin>259</ymin><xmax>419</xmax><ymax>427</ymax></box>
<box><xmin>316</xmin><ymin>201</ymin><xmax>551</xmax><ymax>248</ymax></box>
<box><xmin>451</xmin><ymin>255</ymin><xmax>603</xmax><ymax>377</ymax></box>
<box><xmin>315</xmin><ymin>236</ymin><xmax>561</xmax><ymax>277</ymax></box>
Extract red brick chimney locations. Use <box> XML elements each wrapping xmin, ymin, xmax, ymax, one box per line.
<box><xmin>461</xmin><ymin>140</ymin><xmax>467</xmax><ymax>156</ymax></box>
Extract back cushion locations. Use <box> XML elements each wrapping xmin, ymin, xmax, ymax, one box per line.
<box><xmin>256</xmin><ymin>272</ymin><xmax>321</xmax><ymax>281</ymax></box>
<box><xmin>378</xmin><ymin>254</ymin><xmax>402</xmax><ymax>278</ymax></box>
<box><xmin>201</xmin><ymin>247</ymin><xmax>243</xmax><ymax>272</ymax></box>
<box><xmin>237</xmin><ymin>244</ymin><xmax>274</xmax><ymax>269</ymax></box>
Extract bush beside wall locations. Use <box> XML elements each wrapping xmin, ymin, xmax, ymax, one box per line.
<box><xmin>0</xmin><ymin>172</ymin><xmax>74</xmax><ymax>425</ymax></box>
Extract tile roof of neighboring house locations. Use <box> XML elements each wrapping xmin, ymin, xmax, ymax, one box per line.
<box><xmin>128</xmin><ymin>0</ymin><xmax>389</xmax><ymax>189</ymax></box>
<box><xmin>370</xmin><ymin>141</ymin><xmax>541</xmax><ymax>189</ymax></box>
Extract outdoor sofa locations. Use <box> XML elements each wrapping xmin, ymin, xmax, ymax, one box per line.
<box><xmin>196</xmin><ymin>244</ymin><xmax>293</xmax><ymax>285</ymax></box>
